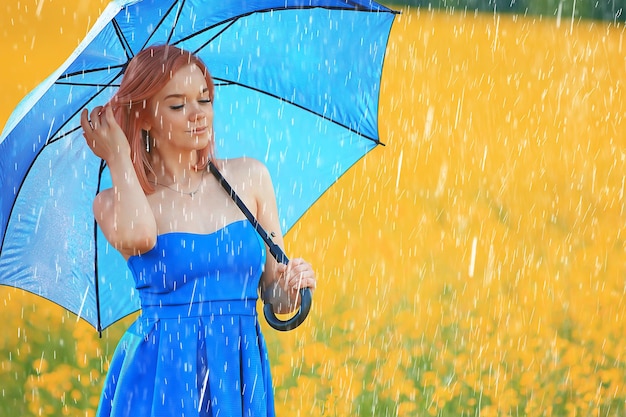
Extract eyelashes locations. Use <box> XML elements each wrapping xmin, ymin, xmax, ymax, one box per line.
<box><xmin>169</xmin><ymin>99</ymin><xmax>212</xmax><ymax>111</ymax></box>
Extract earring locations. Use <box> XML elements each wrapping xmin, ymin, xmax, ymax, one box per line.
<box><xmin>144</xmin><ymin>130</ymin><xmax>151</xmax><ymax>153</ymax></box>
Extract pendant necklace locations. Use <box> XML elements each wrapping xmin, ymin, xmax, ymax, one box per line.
<box><xmin>156</xmin><ymin>169</ymin><xmax>206</xmax><ymax>197</ymax></box>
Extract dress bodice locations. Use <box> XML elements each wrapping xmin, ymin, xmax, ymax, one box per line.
<box><xmin>127</xmin><ymin>219</ymin><xmax>266</xmax><ymax>311</ymax></box>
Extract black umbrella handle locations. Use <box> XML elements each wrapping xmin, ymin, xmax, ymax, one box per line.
<box><xmin>264</xmin><ymin>287</ymin><xmax>312</xmax><ymax>331</ymax></box>
<box><xmin>260</xmin><ymin>235</ymin><xmax>313</xmax><ymax>331</ymax></box>
<box><xmin>208</xmin><ymin>161</ymin><xmax>312</xmax><ymax>331</ymax></box>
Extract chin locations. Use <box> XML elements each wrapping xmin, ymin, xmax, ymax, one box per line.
<box><xmin>189</xmin><ymin>132</ymin><xmax>211</xmax><ymax>144</ymax></box>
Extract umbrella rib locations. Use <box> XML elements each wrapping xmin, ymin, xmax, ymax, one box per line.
<box><xmin>166</xmin><ymin>0</ymin><xmax>185</xmax><ymax>45</ymax></box>
<box><xmin>213</xmin><ymin>77</ymin><xmax>382</xmax><ymax>145</ymax></box>
<box><xmin>112</xmin><ymin>19</ymin><xmax>136</xmax><ymax>60</ymax></box>
<box><xmin>57</xmin><ymin>65</ymin><xmax>125</xmax><ymax>81</ymax></box>
<box><xmin>93</xmin><ymin>158</ymin><xmax>107</xmax><ymax>335</ymax></box>
<box><xmin>55</xmin><ymin>81</ymin><xmax>122</xmax><ymax>88</ymax></box>
<box><xmin>173</xmin><ymin>20</ymin><xmax>238</xmax><ymax>54</ymax></box>
<box><xmin>140</xmin><ymin>0</ymin><xmax>185</xmax><ymax>51</ymax></box>
<box><xmin>48</xmin><ymin>125</ymin><xmax>84</xmax><ymax>144</ymax></box>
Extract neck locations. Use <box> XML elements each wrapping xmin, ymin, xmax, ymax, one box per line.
<box><xmin>150</xmin><ymin>154</ymin><xmax>205</xmax><ymax>190</ymax></box>
<box><xmin>149</xmin><ymin>149</ymin><xmax>204</xmax><ymax>185</ymax></box>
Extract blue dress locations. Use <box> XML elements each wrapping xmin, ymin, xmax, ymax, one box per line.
<box><xmin>96</xmin><ymin>220</ymin><xmax>276</xmax><ymax>417</ymax></box>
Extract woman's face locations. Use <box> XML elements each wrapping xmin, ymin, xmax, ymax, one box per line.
<box><xmin>147</xmin><ymin>63</ymin><xmax>213</xmax><ymax>153</ymax></box>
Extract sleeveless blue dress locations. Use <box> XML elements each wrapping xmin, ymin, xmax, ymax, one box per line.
<box><xmin>96</xmin><ymin>220</ymin><xmax>276</xmax><ymax>417</ymax></box>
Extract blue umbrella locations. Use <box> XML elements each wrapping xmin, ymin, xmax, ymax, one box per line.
<box><xmin>0</xmin><ymin>0</ymin><xmax>397</xmax><ymax>332</ymax></box>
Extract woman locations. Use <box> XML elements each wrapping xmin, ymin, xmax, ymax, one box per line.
<box><xmin>80</xmin><ymin>45</ymin><xmax>316</xmax><ymax>417</ymax></box>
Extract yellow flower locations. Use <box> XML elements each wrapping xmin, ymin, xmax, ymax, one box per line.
<box><xmin>71</xmin><ymin>389</ymin><xmax>82</xmax><ymax>401</ymax></box>
<box><xmin>397</xmin><ymin>401</ymin><xmax>417</xmax><ymax>416</ymax></box>
<box><xmin>422</xmin><ymin>371</ymin><xmax>438</xmax><ymax>387</ymax></box>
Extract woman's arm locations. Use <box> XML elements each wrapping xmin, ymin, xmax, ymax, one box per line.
<box><xmin>250</xmin><ymin>159</ymin><xmax>316</xmax><ymax>314</ymax></box>
<box><xmin>81</xmin><ymin>106</ymin><xmax>157</xmax><ymax>258</ymax></box>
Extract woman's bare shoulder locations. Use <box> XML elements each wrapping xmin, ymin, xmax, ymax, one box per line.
<box><xmin>217</xmin><ymin>157</ymin><xmax>270</xmax><ymax>182</ymax></box>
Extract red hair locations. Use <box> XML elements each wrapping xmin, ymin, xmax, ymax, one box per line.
<box><xmin>109</xmin><ymin>45</ymin><xmax>215</xmax><ymax>194</ymax></box>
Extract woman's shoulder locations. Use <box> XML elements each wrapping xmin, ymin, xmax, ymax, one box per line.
<box><xmin>217</xmin><ymin>157</ymin><xmax>270</xmax><ymax>180</ymax></box>
<box><xmin>214</xmin><ymin>157</ymin><xmax>275</xmax><ymax>201</ymax></box>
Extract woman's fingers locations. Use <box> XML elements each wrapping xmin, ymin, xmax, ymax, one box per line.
<box><xmin>283</xmin><ymin>258</ymin><xmax>316</xmax><ymax>292</ymax></box>
<box><xmin>81</xmin><ymin>106</ymin><xmax>106</xmax><ymax>133</ymax></box>
<box><xmin>80</xmin><ymin>108</ymin><xmax>92</xmax><ymax>131</ymax></box>
<box><xmin>104</xmin><ymin>104</ymin><xmax>114</xmax><ymax>119</ymax></box>
<box><xmin>90</xmin><ymin>106</ymin><xmax>104</xmax><ymax>129</ymax></box>
<box><xmin>81</xmin><ymin>108</ymin><xmax>99</xmax><ymax>152</ymax></box>
<box><xmin>81</xmin><ymin>105</ymin><xmax>127</xmax><ymax>160</ymax></box>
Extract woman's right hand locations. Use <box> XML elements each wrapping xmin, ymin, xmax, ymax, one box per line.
<box><xmin>80</xmin><ymin>105</ymin><xmax>130</xmax><ymax>161</ymax></box>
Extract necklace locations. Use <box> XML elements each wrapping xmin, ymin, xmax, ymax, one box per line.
<box><xmin>155</xmin><ymin>169</ymin><xmax>206</xmax><ymax>197</ymax></box>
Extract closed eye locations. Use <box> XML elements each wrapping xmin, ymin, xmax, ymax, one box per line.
<box><xmin>169</xmin><ymin>99</ymin><xmax>210</xmax><ymax>110</ymax></box>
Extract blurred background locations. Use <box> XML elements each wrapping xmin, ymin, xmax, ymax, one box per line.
<box><xmin>1</xmin><ymin>1</ymin><xmax>624</xmax><ymax>416</ymax></box>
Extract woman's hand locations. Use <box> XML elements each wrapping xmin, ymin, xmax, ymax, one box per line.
<box><xmin>276</xmin><ymin>258</ymin><xmax>316</xmax><ymax>307</ymax></box>
<box><xmin>80</xmin><ymin>105</ymin><xmax>130</xmax><ymax>161</ymax></box>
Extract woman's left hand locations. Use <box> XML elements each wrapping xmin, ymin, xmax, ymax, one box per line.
<box><xmin>277</xmin><ymin>258</ymin><xmax>316</xmax><ymax>304</ymax></box>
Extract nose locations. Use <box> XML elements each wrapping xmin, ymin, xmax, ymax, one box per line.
<box><xmin>188</xmin><ymin>105</ymin><xmax>206</xmax><ymax>122</ymax></box>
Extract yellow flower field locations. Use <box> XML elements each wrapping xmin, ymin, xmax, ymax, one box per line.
<box><xmin>1</xmin><ymin>2</ymin><xmax>624</xmax><ymax>416</ymax></box>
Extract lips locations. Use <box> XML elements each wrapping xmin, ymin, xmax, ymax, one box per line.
<box><xmin>189</xmin><ymin>126</ymin><xmax>208</xmax><ymax>135</ymax></box>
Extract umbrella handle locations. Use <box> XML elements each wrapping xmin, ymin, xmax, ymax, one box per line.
<box><xmin>263</xmin><ymin>288</ymin><xmax>312</xmax><ymax>331</ymax></box>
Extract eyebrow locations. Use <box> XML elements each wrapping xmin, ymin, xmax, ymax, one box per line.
<box><xmin>164</xmin><ymin>87</ymin><xmax>210</xmax><ymax>101</ymax></box>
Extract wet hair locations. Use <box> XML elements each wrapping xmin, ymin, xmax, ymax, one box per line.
<box><xmin>109</xmin><ymin>44</ymin><xmax>215</xmax><ymax>194</ymax></box>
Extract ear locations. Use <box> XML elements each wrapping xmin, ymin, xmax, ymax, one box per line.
<box><xmin>139</xmin><ymin>100</ymin><xmax>152</xmax><ymax>130</ymax></box>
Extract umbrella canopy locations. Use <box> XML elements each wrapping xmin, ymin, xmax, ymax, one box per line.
<box><xmin>0</xmin><ymin>0</ymin><xmax>397</xmax><ymax>332</ymax></box>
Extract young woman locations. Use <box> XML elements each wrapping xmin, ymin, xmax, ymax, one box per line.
<box><xmin>80</xmin><ymin>45</ymin><xmax>316</xmax><ymax>417</ymax></box>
